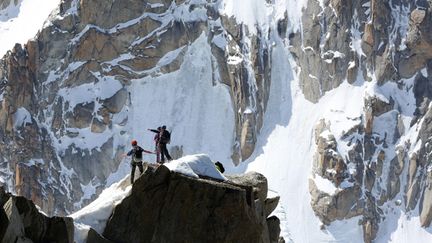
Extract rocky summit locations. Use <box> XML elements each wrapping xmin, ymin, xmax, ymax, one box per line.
<box><xmin>1</xmin><ymin>165</ymin><xmax>282</xmax><ymax>243</ymax></box>
<box><xmin>93</xmin><ymin>166</ymin><xmax>282</xmax><ymax>243</ymax></box>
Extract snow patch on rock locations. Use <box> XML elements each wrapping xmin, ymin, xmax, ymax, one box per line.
<box><xmin>165</xmin><ymin>154</ymin><xmax>227</xmax><ymax>181</ymax></box>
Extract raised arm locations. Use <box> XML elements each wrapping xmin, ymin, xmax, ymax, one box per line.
<box><xmin>148</xmin><ymin>129</ymin><xmax>159</xmax><ymax>133</ymax></box>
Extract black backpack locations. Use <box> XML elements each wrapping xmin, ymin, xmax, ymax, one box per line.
<box><xmin>215</xmin><ymin>161</ymin><xmax>225</xmax><ymax>173</ymax></box>
<box><xmin>160</xmin><ymin>130</ymin><xmax>171</xmax><ymax>144</ymax></box>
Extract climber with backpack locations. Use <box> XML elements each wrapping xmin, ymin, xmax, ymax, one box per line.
<box><xmin>148</xmin><ymin>127</ymin><xmax>162</xmax><ymax>163</ymax></box>
<box><xmin>123</xmin><ymin>140</ymin><xmax>154</xmax><ymax>183</ymax></box>
<box><xmin>159</xmin><ymin>125</ymin><xmax>172</xmax><ymax>163</ymax></box>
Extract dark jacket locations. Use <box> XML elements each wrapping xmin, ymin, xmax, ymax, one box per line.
<box><xmin>159</xmin><ymin>130</ymin><xmax>170</xmax><ymax>144</ymax></box>
<box><xmin>127</xmin><ymin>146</ymin><xmax>152</xmax><ymax>162</ymax></box>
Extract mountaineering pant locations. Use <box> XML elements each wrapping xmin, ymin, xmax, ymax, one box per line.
<box><xmin>155</xmin><ymin>144</ymin><xmax>160</xmax><ymax>163</ymax></box>
<box><xmin>131</xmin><ymin>161</ymin><xmax>144</xmax><ymax>183</ymax></box>
<box><xmin>159</xmin><ymin>143</ymin><xmax>171</xmax><ymax>163</ymax></box>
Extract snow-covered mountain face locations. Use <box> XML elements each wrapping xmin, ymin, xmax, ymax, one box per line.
<box><xmin>0</xmin><ymin>0</ymin><xmax>432</xmax><ymax>242</ymax></box>
<box><xmin>246</xmin><ymin>0</ymin><xmax>432</xmax><ymax>242</ymax></box>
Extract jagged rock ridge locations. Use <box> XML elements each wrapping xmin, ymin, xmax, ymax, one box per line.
<box><xmin>1</xmin><ymin>167</ymin><xmax>282</xmax><ymax>243</ymax></box>
<box><xmin>0</xmin><ymin>186</ymin><xmax>74</xmax><ymax>242</ymax></box>
<box><xmin>86</xmin><ymin>166</ymin><xmax>282</xmax><ymax>243</ymax></box>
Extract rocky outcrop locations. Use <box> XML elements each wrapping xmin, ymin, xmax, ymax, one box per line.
<box><xmin>398</xmin><ymin>5</ymin><xmax>432</xmax><ymax>78</ymax></box>
<box><xmin>226</xmin><ymin>171</ymin><xmax>268</xmax><ymax>201</ymax></box>
<box><xmin>309</xmin><ymin>94</ymin><xmax>404</xmax><ymax>241</ymax></box>
<box><xmin>289</xmin><ymin>0</ymin><xmax>358</xmax><ymax>102</ymax></box>
<box><xmin>420</xmin><ymin>172</ymin><xmax>432</xmax><ymax>227</ymax></box>
<box><xmin>313</xmin><ymin>119</ymin><xmax>347</xmax><ymax>186</ymax></box>
<box><xmin>215</xmin><ymin>15</ymin><xmax>272</xmax><ymax>163</ymax></box>
<box><xmin>264</xmin><ymin>196</ymin><xmax>280</xmax><ymax>218</ymax></box>
<box><xmin>267</xmin><ymin>216</ymin><xmax>282</xmax><ymax>243</ymax></box>
<box><xmin>309</xmin><ymin>179</ymin><xmax>363</xmax><ymax>224</ymax></box>
<box><xmin>0</xmin><ymin>187</ymin><xmax>74</xmax><ymax>242</ymax></box>
<box><xmin>98</xmin><ymin>166</ymin><xmax>280</xmax><ymax>243</ymax></box>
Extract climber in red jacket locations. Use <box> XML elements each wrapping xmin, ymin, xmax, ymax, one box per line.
<box><xmin>123</xmin><ymin>140</ymin><xmax>154</xmax><ymax>183</ymax></box>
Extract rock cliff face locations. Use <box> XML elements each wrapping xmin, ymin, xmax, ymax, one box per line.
<box><xmin>294</xmin><ymin>0</ymin><xmax>432</xmax><ymax>242</ymax></box>
<box><xmin>88</xmin><ymin>166</ymin><xmax>281</xmax><ymax>243</ymax></box>
<box><xmin>0</xmin><ymin>0</ymin><xmax>273</xmax><ymax>215</ymax></box>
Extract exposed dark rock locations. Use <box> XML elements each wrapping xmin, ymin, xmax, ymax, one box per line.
<box><xmin>364</xmin><ymin>166</ymin><xmax>375</xmax><ymax>192</ymax></box>
<box><xmin>226</xmin><ymin>171</ymin><xmax>268</xmax><ymax>202</ymax></box>
<box><xmin>362</xmin><ymin>218</ymin><xmax>379</xmax><ymax>243</ymax></box>
<box><xmin>267</xmin><ymin>216</ymin><xmax>281</xmax><ymax>243</ymax></box>
<box><xmin>420</xmin><ymin>172</ymin><xmax>432</xmax><ymax>227</ymax></box>
<box><xmin>0</xmin><ymin>189</ymin><xmax>74</xmax><ymax>243</ymax></box>
<box><xmin>413</xmin><ymin>72</ymin><xmax>432</xmax><ymax>122</ymax></box>
<box><xmin>277</xmin><ymin>12</ymin><xmax>288</xmax><ymax>39</ymax></box>
<box><xmin>264</xmin><ymin>195</ymin><xmax>280</xmax><ymax>217</ymax></box>
<box><xmin>256</xmin><ymin>0</ymin><xmax>432</xmax><ymax>240</ymax></box>
<box><xmin>87</xmin><ymin>228</ymin><xmax>113</xmax><ymax>243</ymax></box>
<box><xmin>0</xmin><ymin>207</ymin><xmax>7</xmax><ymax>241</ymax></box>
<box><xmin>103</xmin><ymin>166</ymin><xmax>278</xmax><ymax>243</ymax></box>
<box><xmin>376</xmin><ymin>150</ymin><xmax>385</xmax><ymax>178</ymax></box>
